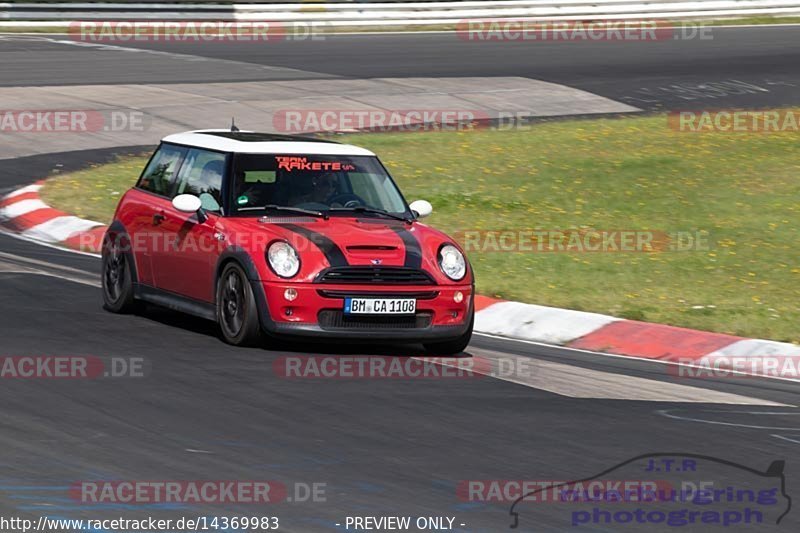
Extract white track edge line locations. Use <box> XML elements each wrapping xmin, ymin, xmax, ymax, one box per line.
<box><xmin>473</xmin><ymin>331</ymin><xmax>800</xmax><ymax>384</ymax></box>
<box><xmin>0</xmin><ymin>226</ymin><xmax>102</xmax><ymax>258</ymax></box>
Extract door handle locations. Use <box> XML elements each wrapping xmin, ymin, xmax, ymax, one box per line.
<box><xmin>153</xmin><ymin>212</ymin><xmax>166</xmax><ymax>225</ymax></box>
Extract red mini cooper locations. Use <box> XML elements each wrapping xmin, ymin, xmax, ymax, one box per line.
<box><xmin>102</xmin><ymin>130</ymin><xmax>474</xmax><ymax>354</ymax></box>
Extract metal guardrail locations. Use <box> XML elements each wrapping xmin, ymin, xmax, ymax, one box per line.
<box><xmin>2</xmin><ymin>0</ymin><xmax>800</xmax><ymax>26</ymax></box>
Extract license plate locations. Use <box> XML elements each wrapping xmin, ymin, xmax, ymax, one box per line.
<box><xmin>344</xmin><ymin>297</ymin><xmax>416</xmax><ymax>315</ymax></box>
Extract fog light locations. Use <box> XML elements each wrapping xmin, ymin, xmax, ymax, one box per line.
<box><xmin>284</xmin><ymin>288</ymin><xmax>298</xmax><ymax>301</ymax></box>
<box><xmin>451</xmin><ymin>311</ymin><xmax>459</xmax><ymax>318</ymax></box>
<box><xmin>285</xmin><ymin>308</ymin><xmax>293</xmax><ymax>316</ymax></box>
<box><xmin>453</xmin><ymin>291</ymin><xmax>464</xmax><ymax>303</ymax></box>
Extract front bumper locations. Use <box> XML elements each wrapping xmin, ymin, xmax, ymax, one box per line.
<box><xmin>251</xmin><ymin>281</ymin><xmax>473</xmax><ymax>341</ymax></box>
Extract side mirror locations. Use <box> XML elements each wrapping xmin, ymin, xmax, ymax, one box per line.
<box><xmin>172</xmin><ymin>194</ymin><xmax>206</xmax><ymax>222</ymax></box>
<box><xmin>409</xmin><ymin>199</ymin><xmax>432</xmax><ymax>219</ymax></box>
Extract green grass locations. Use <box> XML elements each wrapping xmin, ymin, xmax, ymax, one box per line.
<box><xmin>40</xmin><ymin>154</ymin><xmax>150</xmax><ymax>223</ymax></box>
<box><xmin>40</xmin><ymin>114</ymin><xmax>800</xmax><ymax>342</ymax></box>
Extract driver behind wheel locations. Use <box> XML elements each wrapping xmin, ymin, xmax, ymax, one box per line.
<box><xmin>289</xmin><ymin>171</ymin><xmax>338</xmax><ymax>206</ymax></box>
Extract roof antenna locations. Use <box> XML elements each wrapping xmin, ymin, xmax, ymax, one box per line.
<box><xmin>230</xmin><ymin>117</ymin><xmax>240</xmax><ymax>132</ymax></box>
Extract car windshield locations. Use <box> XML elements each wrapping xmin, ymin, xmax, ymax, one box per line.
<box><xmin>231</xmin><ymin>154</ymin><xmax>410</xmax><ymax>217</ymax></box>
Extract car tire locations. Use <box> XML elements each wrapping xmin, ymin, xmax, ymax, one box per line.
<box><xmin>423</xmin><ymin>310</ymin><xmax>474</xmax><ymax>355</ymax></box>
<box><xmin>101</xmin><ymin>234</ymin><xmax>138</xmax><ymax>313</ymax></box>
<box><xmin>217</xmin><ymin>262</ymin><xmax>262</xmax><ymax>346</ymax></box>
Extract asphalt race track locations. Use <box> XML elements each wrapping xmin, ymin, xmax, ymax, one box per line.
<box><xmin>1</xmin><ymin>26</ymin><xmax>800</xmax><ymax>109</ymax></box>
<box><xmin>3</xmin><ymin>222</ymin><xmax>800</xmax><ymax>532</ymax></box>
<box><xmin>1</xmin><ymin>26</ymin><xmax>800</xmax><ymax>532</ymax></box>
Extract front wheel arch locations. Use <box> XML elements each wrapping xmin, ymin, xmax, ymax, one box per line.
<box><xmin>215</xmin><ymin>261</ymin><xmax>262</xmax><ymax>346</ymax></box>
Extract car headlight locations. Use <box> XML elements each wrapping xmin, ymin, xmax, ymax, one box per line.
<box><xmin>267</xmin><ymin>241</ymin><xmax>300</xmax><ymax>278</ymax></box>
<box><xmin>438</xmin><ymin>244</ymin><xmax>466</xmax><ymax>281</ymax></box>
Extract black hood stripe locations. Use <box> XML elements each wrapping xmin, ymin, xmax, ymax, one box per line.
<box><xmin>391</xmin><ymin>226</ymin><xmax>423</xmax><ymax>269</ymax></box>
<box><xmin>279</xmin><ymin>224</ymin><xmax>348</xmax><ymax>267</ymax></box>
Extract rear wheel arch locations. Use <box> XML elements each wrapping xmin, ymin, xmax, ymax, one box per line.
<box><xmin>101</xmin><ymin>223</ymin><xmax>139</xmax><ymax>313</ymax></box>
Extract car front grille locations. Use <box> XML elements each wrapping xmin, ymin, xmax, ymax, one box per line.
<box><xmin>318</xmin><ymin>310</ymin><xmax>433</xmax><ymax>330</ymax></box>
<box><xmin>316</xmin><ymin>290</ymin><xmax>439</xmax><ymax>300</ymax></box>
<box><xmin>315</xmin><ymin>266</ymin><xmax>435</xmax><ymax>285</ymax></box>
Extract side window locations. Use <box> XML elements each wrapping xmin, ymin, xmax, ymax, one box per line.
<box><xmin>173</xmin><ymin>148</ymin><xmax>226</xmax><ymax>212</ymax></box>
<box><xmin>137</xmin><ymin>144</ymin><xmax>187</xmax><ymax>197</ymax></box>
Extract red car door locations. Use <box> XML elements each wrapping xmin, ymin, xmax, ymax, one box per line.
<box><xmin>150</xmin><ymin>148</ymin><xmax>227</xmax><ymax>303</ymax></box>
<box><xmin>151</xmin><ymin>209</ymin><xmax>221</xmax><ymax>302</ymax></box>
<box><xmin>123</xmin><ymin>143</ymin><xmax>189</xmax><ymax>287</ymax></box>
<box><xmin>128</xmin><ymin>191</ymin><xmax>173</xmax><ymax>287</ymax></box>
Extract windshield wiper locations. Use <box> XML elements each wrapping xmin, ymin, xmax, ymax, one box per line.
<box><xmin>239</xmin><ymin>204</ymin><xmax>328</xmax><ymax>219</ymax></box>
<box><xmin>329</xmin><ymin>206</ymin><xmax>412</xmax><ymax>224</ymax></box>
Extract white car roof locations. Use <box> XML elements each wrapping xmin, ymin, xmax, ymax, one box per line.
<box><xmin>161</xmin><ymin>130</ymin><xmax>375</xmax><ymax>157</ymax></box>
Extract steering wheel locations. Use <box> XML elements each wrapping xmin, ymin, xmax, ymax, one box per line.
<box><xmin>327</xmin><ymin>192</ymin><xmax>365</xmax><ymax>208</ymax></box>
